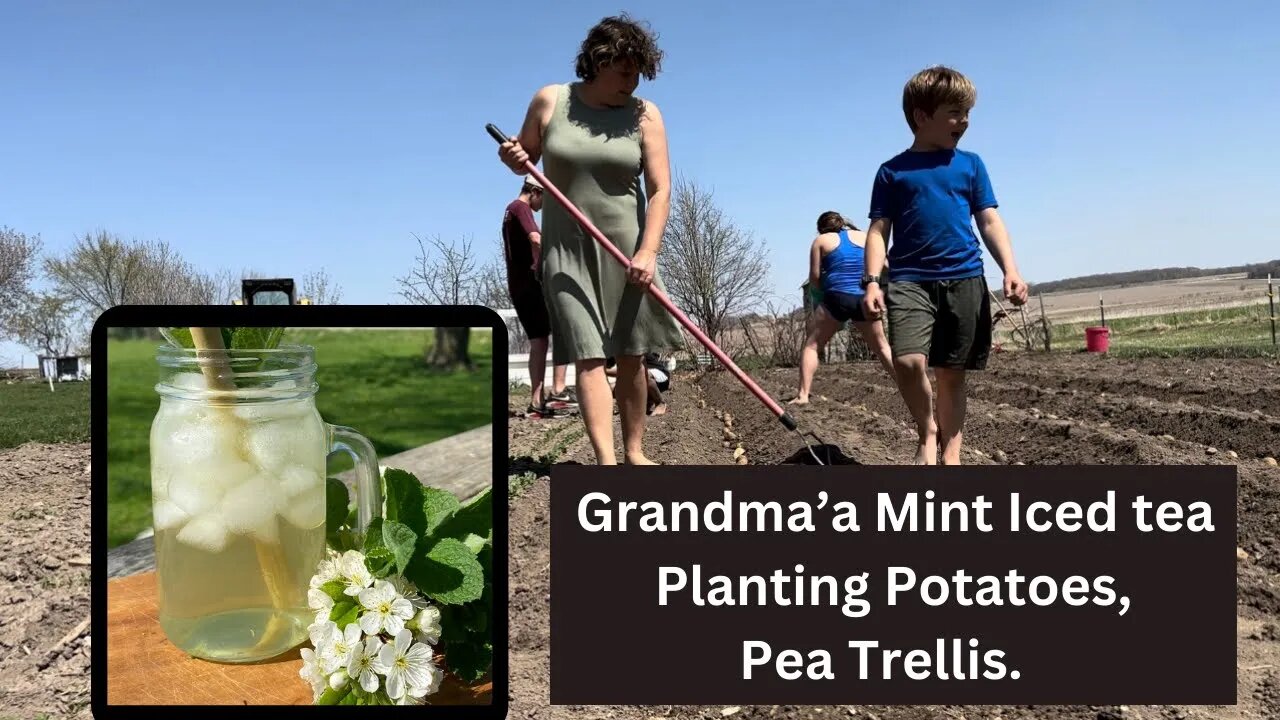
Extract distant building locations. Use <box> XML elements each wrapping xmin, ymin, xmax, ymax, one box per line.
<box><xmin>38</xmin><ymin>355</ymin><xmax>91</xmax><ymax>381</ymax></box>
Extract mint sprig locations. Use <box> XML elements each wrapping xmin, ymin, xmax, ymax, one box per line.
<box><xmin>325</xmin><ymin>468</ymin><xmax>494</xmax><ymax>683</ymax></box>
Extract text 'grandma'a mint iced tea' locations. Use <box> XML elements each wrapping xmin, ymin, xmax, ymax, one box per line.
<box><xmin>149</xmin><ymin>342</ymin><xmax>381</xmax><ymax>663</ymax></box>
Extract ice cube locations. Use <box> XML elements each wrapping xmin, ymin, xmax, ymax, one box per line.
<box><xmin>234</xmin><ymin>399</ymin><xmax>311</xmax><ymax>424</ymax></box>
<box><xmin>176</xmin><ymin>512</ymin><xmax>230</xmax><ymax>553</ymax></box>
<box><xmin>166</xmin><ymin>458</ymin><xmax>255</xmax><ymax>515</ymax></box>
<box><xmin>280</xmin><ymin>465</ymin><xmax>322</xmax><ymax>498</ymax></box>
<box><xmin>152</xmin><ymin>500</ymin><xmax>190</xmax><ymax>531</ymax></box>
<box><xmin>281</xmin><ymin>488</ymin><xmax>326</xmax><ymax>530</ymax></box>
<box><xmin>168</xmin><ymin>472</ymin><xmax>225</xmax><ymax>516</ymax></box>
<box><xmin>162</xmin><ymin>413</ymin><xmax>241</xmax><ymax>468</ymax></box>
<box><xmin>220</xmin><ymin>473</ymin><xmax>282</xmax><ymax>543</ymax></box>
<box><xmin>243</xmin><ymin>422</ymin><xmax>302</xmax><ymax>473</ymax></box>
<box><xmin>171</xmin><ymin>372</ymin><xmax>209</xmax><ymax>392</ymax></box>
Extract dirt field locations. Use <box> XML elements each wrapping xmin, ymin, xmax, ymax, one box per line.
<box><xmin>507</xmin><ymin>352</ymin><xmax>1280</xmax><ymax>720</ymax></box>
<box><xmin>0</xmin><ymin>443</ymin><xmax>92</xmax><ymax>720</ymax></box>
<box><xmin>1036</xmin><ymin>274</ymin><xmax>1273</xmax><ymax>324</ymax></box>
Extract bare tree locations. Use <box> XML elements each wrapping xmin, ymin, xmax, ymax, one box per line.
<box><xmin>657</xmin><ymin>174</ymin><xmax>770</xmax><ymax>348</ymax></box>
<box><xmin>476</xmin><ymin>257</ymin><xmax>512</xmax><ymax>310</ymax></box>
<box><xmin>43</xmin><ymin>231</ymin><xmax>219</xmax><ymax>316</ymax></box>
<box><xmin>8</xmin><ymin>294</ymin><xmax>77</xmax><ymax>357</ymax></box>
<box><xmin>300</xmin><ymin>268</ymin><xmax>344</xmax><ymax>304</ymax></box>
<box><xmin>396</xmin><ymin>234</ymin><xmax>486</xmax><ymax>370</ymax></box>
<box><xmin>0</xmin><ymin>227</ymin><xmax>42</xmax><ymax>316</ymax></box>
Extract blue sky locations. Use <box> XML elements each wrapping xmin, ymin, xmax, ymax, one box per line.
<box><xmin>3</xmin><ymin>0</ymin><xmax>1278</xmax><ymax>361</ymax></box>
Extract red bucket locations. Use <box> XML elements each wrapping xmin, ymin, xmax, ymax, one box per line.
<box><xmin>1085</xmin><ymin>326</ymin><xmax>1110</xmax><ymax>353</ymax></box>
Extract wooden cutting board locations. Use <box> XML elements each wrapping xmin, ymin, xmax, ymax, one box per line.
<box><xmin>106</xmin><ymin>571</ymin><xmax>493</xmax><ymax>705</ymax></box>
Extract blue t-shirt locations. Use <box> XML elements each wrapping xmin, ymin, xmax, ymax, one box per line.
<box><xmin>868</xmin><ymin>149</ymin><xmax>997</xmax><ymax>282</ymax></box>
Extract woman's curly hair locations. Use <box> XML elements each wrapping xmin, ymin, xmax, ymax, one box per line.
<box><xmin>574</xmin><ymin>14</ymin><xmax>663</xmax><ymax>82</ymax></box>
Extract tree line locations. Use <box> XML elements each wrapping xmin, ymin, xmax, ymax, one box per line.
<box><xmin>0</xmin><ymin>227</ymin><xmax>341</xmax><ymax>360</ymax></box>
<box><xmin>1032</xmin><ymin>259</ymin><xmax>1280</xmax><ymax>295</ymax></box>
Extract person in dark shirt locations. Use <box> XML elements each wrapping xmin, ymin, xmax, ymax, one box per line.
<box><xmin>860</xmin><ymin>65</ymin><xmax>1029</xmax><ymax>465</ymax></box>
<box><xmin>502</xmin><ymin>176</ymin><xmax>571</xmax><ymax>414</ymax></box>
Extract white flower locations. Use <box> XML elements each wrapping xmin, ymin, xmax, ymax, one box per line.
<box><xmin>411</xmin><ymin>605</ymin><xmax>442</xmax><ymax>646</ymax></box>
<box><xmin>358</xmin><ymin>579</ymin><xmax>415</xmax><ymax>637</ymax></box>
<box><xmin>307</xmin><ymin>588</ymin><xmax>334</xmax><ymax>626</ymax></box>
<box><xmin>339</xmin><ymin>550</ymin><xmax>374</xmax><ymax>597</ymax></box>
<box><xmin>388</xmin><ymin>574</ymin><xmax>429</xmax><ymax>610</ymax></box>
<box><xmin>309</xmin><ymin>550</ymin><xmax>340</xmax><ymax>586</ymax></box>
<box><xmin>320</xmin><ymin>622</ymin><xmax>363</xmax><ymax>675</ymax></box>
<box><xmin>347</xmin><ymin>635</ymin><xmax>385</xmax><ymax>694</ymax></box>
<box><xmin>374</xmin><ymin>629</ymin><xmax>438</xmax><ymax>701</ymax></box>
<box><xmin>308</xmin><ymin>620</ymin><xmax>338</xmax><ymax>653</ymax></box>
<box><xmin>299</xmin><ymin>647</ymin><xmax>328</xmax><ymax>700</ymax></box>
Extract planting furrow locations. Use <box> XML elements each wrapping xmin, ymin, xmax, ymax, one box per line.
<box><xmin>964</xmin><ymin>378</ymin><xmax>1280</xmax><ymax>460</ymax></box>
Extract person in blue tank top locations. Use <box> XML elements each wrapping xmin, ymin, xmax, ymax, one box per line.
<box><xmin>790</xmin><ymin>211</ymin><xmax>895</xmax><ymax>405</ymax></box>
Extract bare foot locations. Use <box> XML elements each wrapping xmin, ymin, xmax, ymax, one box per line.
<box><xmin>913</xmin><ymin>428</ymin><xmax>938</xmax><ymax>465</ymax></box>
<box><xmin>788</xmin><ymin>395</ymin><xmax>810</xmax><ymax>406</ymax></box>
<box><xmin>625</xmin><ymin>453</ymin><xmax>659</xmax><ymax>465</ymax></box>
<box><xmin>649</xmin><ymin>403</ymin><xmax>668</xmax><ymax>416</ymax></box>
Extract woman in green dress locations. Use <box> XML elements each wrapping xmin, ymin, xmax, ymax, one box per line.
<box><xmin>498</xmin><ymin>14</ymin><xmax>684</xmax><ymax>465</ymax></box>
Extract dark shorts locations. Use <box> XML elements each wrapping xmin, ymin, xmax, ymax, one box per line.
<box><xmin>821</xmin><ymin>291</ymin><xmax>867</xmax><ymax>323</ymax></box>
<box><xmin>885</xmin><ymin>275</ymin><xmax>992</xmax><ymax>370</ymax></box>
<box><xmin>511</xmin><ymin>283</ymin><xmax>551</xmax><ymax>341</ymax></box>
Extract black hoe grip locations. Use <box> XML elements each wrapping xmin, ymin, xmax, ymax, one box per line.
<box><xmin>485</xmin><ymin>123</ymin><xmax>509</xmax><ymax>144</ymax></box>
<box><xmin>779</xmin><ymin>413</ymin><xmax>798</xmax><ymax>432</ymax></box>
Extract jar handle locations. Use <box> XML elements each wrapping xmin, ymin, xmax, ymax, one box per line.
<box><xmin>327</xmin><ymin>424</ymin><xmax>383</xmax><ymax>542</ymax></box>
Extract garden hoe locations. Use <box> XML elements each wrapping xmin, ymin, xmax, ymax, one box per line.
<box><xmin>486</xmin><ymin>123</ymin><xmax>851</xmax><ymax>466</ymax></box>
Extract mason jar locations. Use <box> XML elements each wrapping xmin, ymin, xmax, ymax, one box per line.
<box><xmin>149</xmin><ymin>343</ymin><xmax>382</xmax><ymax>663</ymax></box>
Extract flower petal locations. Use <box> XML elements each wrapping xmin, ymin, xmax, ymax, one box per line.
<box><xmin>344</xmin><ymin>623</ymin><xmax>363</xmax><ymax>645</ymax></box>
<box><xmin>358</xmin><ymin>611</ymin><xmax>383</xmax><ymax>636</ymax></box>
<box><xmin>384</xmin><ymin>613</ymin><xmax>406</xmax><ymax>637</ymax></box>
<box><xmin>391</xmin><ymin>597</ymin><xmax>415</xmax><ymax>619</ymax></box>
<box><xmin>359</xmin><ymin>668</ymin><xmax>380</xmax><ymax>693</ymax></box>
<box><xmin>386</xmin><ymin>669</ymin><xmax>406</xmax><ymax>700</ymax></box>
<box><xmin>308</xmin><ymin>588</ymin><xmax>333</xmax><ymax>611</ymax></box>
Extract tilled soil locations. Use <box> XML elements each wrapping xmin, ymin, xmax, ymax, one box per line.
<box><xmin>0</xmin><ymin>442</ymin><xmax>92</xmax><ymax>720</ymax></box>
<box><xmin>508</xmin><ymin>352</ymin><xmax>1280</xmax><ymax>720</ymax></box>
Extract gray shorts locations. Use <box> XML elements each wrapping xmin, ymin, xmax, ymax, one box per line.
<box><xmin>885</xmin><ymin>275</ymin><xmax>992</xmax><ymax>370</ymax></box>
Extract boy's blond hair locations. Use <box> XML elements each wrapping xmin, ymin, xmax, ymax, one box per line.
<box><xmin>902</xmin><ymin>65</ymin><xmax>977</xmax><ymax>132</ymax></box>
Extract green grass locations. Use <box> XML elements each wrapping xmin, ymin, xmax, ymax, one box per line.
<box><xmin>1047</xmin><ymin>302</ymin><xmax>1278</xmax><ymax>354</ymax></box>
<box><xmin>106</xmin><ymin>328</ymin><xmax>493</xmax><ymax>549</ymax></box>
<box><xmin>0</xmin><ymin>380</ymin><xmax>91</xmax><ymax>449</ymax></box>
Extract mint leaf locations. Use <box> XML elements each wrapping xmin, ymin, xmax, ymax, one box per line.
<box><xmin>461</xmin><ymin>533</ymin><xmax>487</xmax><ymax>555</ymax></box>
<box><xmin>444</xmin><ymin>640</ymin><xmax>493</xmax><ymax>684</ymax></box>
<box><xmin>382</xmin><ymin>520</ymin><xmax>418</xmax><ymax>577</ymax></box>
<box><xmin>422</xmin><ymin>487</ymin><xmax>461</xmax><ymax>537</ymax></box>
<box><xmin>319</xmin><ymin>580</ymin><xmax>348</xmax><ymax>603</ymax></box>
<box><xmin>359</xmin><ymin>517</ymin><xmax>396</xmax><ymax>576</ymax></box>
<box><xmin>228</xmin><ymin>326</ymin><xmax>286</xmax><ymax>350</ymax></box>
<box><xmin>383</xmin><ymin>469</ymin><xmax>427</xmax><ymax>535</ymax></box>
<box><xmin>437</xmin><ymin>487</ymin><xmax>492</xmax><ymax>544</ymax></box>
<box><xmin>331</xmin><ymin>600</ymin><xmax>361</xmax><ymax>630</ymax></box>
<box><xmin>406</xmin><ymin>537</ymin><xmax>483</xmax><ymax>605</ymax></box>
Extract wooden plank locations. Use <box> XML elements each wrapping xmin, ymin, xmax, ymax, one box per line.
<box><xmin>106</xmin><ymin>571</ymin><xmax>491</xmax><ymax>705</ymax></box>
<box><xmin>107</xmin><ymin>425</ymin><xmax>493</xmax><ymax>579</ymax></box>
<box><xmin>340</xmin><ymin>424</ymin><xmax>493</xmax><ymax>503</ymax></box>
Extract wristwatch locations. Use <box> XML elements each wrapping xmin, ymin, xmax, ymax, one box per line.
<box><xmin>860</xmin><ymin>274</ymin><xmax>882</xmax><ymax>289</ymax></box>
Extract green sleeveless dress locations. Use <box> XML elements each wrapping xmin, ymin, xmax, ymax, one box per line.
<box><xmin>538</xmin><ymin>82</ymin><xmax>684</xmax><ymax>365</ymax></box>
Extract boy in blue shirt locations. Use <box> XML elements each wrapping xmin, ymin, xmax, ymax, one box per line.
<box><xmin>860</xmin><ymin>65</ymin><xmax>1029</xmax><ymax>465</ymax></box>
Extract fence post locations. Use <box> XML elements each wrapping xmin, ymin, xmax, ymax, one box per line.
<box><xmin>1099</xmin><ymin>294</ymin><xmax>1107</xmax><ymax>328</ymax></box>
<box><xmin>1269</xmin><ymin>273</ymin><xmax>1277</xmax><ymax>347</ymax></box>
<box><xmin>1038</xmin><ymin>294</ymin><xmax>1051</xmax><ymax>352</ymax></box>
